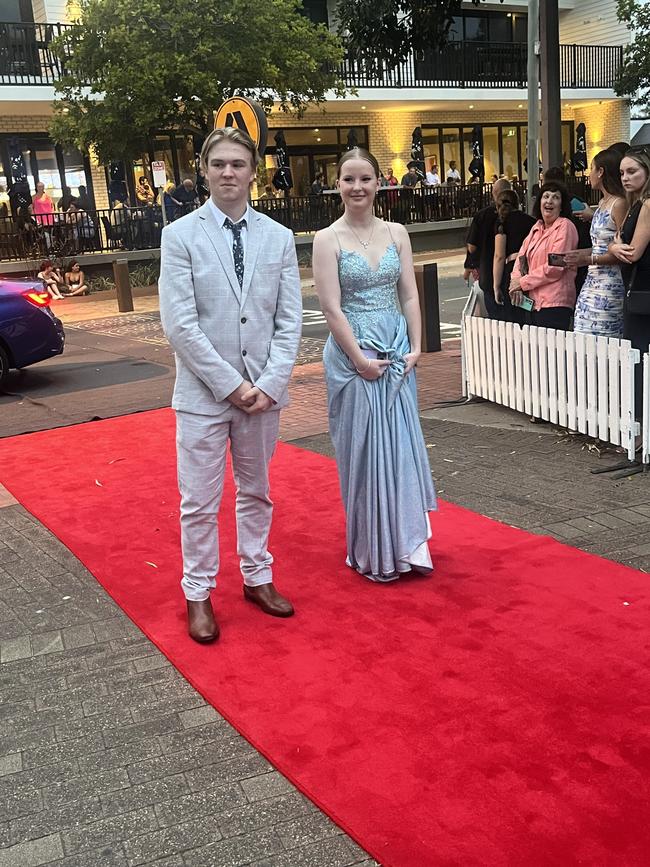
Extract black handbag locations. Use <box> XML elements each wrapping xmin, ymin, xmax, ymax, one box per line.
<box><xmin>625</xmin><ymin>265</ymin><xmax>650</xmax><ymax>315</ymax></box>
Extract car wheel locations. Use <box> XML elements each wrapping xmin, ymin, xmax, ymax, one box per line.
<box><xmin>0</xmin><ymin>344</ymin><xmax>9</xmax><ymax>387</ymax></box>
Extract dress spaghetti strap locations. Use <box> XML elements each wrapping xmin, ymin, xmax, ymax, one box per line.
<box><xmin>385</xmin><ymin>221</ymin><xmax>399</xmax><ymax>253</ymax></box>
<box><xmin>331</xmin><ymin>227</ymin><xmax>342</xmax><ymax>251</ymax></box>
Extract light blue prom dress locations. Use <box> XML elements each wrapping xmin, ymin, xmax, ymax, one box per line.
<box><xmin>323</xmin><ymin>234</ymin><xmax>437</xmax><ymax>582</ymax></box>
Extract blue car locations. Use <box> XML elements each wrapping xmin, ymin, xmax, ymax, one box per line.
<box><xmin>0</xmin><ymin>277</ymin><xmax>65</xmax><ymax>386</ymax></box>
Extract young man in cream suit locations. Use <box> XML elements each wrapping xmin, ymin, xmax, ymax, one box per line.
<box><xmin>159</xmin><ymin>127</ymin><xmax>302</xmax><ymax>643</ymax></box>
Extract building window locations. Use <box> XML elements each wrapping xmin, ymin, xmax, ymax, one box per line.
<box><xmin>464</xmin><ymin>15</ymin><xmax>488</xmax><ymax>42</ymax></box>
<box><xmin>301</xmin><ymin>0</ymin><xmax>328</xmax><ymax>27</ymax></box>
<box><xmin>423</xmin><ymin>122</ymin><xmax>574</xmax><ymax>182</ymax></box>
<box><xmin>61</xmin><ymin>147</ymin><xmax>86</xmax><ymax>195</ymax></box>
<box><xmin>0</xmin><ymin>0</ymin><xmax>34</xmax><ymax>22</ymax></box>
<box><xmin>0</xmin><ymin>134</ymin><xmax>94</xmax><ymax>214</ymax></box>
<box><xmin>450</xmin><ymin>10</ymin><xmax>527</xmax><ymax>43</ymax></box>
<box><xmin>265</xmin><ymin>125</ymin><xmax>369</xmax><ymax>195</ymax></box>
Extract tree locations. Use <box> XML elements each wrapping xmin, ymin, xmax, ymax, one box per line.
<box><xmin>615</xmin><ymin>0</ymin><xmax>650</xmax><ymax>107</ymax></box>
<box><xmin>335</xmin><ymin>0</ymin><xmax>503</xmax><ymax>71</ymax></box>
<box><xmin>51</xmin><ymin>0</ymin><xmax>347</xmax><ymax>163</ymax></box>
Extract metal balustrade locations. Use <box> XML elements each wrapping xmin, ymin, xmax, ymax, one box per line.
<box><xmin>0</xmin><ymin>21</ymin><xmax>72</xmax><ymax>85</ymax></box>
<box><xmin>0</xmin><ymin>23</ymin><xmax>625</xmax><ymax>90</ymax></box>
<box><xmin>0</xmin><ymin>180</ymin><xmax>600</xmax><ymax>262</ymax></box>
<box><xmin>340</xmin><ymin>41</ymin><xmax>623</xmax><ymax>90</ymax></box>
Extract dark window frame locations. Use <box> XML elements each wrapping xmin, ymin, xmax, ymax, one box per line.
<box><xmin>458</xmin><ymin>9</ymin><xmax>527</xmax><ymax>43</ymax></box>
<box><xmin>422</xmin><ymin>121</ymin><xmax>575</xmax><ymax>180</ymax></box>
<box><xmin>0</xmin><ymin>132</ymin><xmax>94</xmax><ymax>211</ymax></box>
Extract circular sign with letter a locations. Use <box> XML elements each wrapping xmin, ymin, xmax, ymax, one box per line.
<box><xmin>214</xmin><ymin>97</ymin><xmax>268</xmax><ymax>155</ymax></box>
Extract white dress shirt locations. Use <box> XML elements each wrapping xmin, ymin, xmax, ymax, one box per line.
<box><xmin>208</xmin><ymin>198</ymin><xmax>250</xmax><ymax>262</ymax></box>
<box><xmin>426</xmin><ymin>172</ymin><xmax>441</xmax><ymax>186</ymax></box>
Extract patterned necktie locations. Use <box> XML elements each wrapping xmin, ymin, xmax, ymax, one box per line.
<box><xmin>223</xmin><ymin>217</ymin><xmax>246</xmax><ymax>288</ymax></box>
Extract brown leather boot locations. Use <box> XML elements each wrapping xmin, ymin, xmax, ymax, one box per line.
<box><xmin>186</xmin><ymin>599</ymin><xmax>219</xmax><ymax>643</ymax></box>
<box><xmin>243</xmin><ymin>583</ymin><xmax>294</xmax><ymax>617</ymax></box>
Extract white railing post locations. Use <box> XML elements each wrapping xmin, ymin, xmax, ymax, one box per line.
<box><xmin>642</xmin><ymin>354</ymin><xmax>650</xmax><ymax>466</ymax></box>
<box><xmin>621</xmin><ymin>346</ymin><xmax>640</xmax><ymax>462</ymax></box>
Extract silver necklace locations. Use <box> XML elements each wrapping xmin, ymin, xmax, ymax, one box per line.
<box><xmin>344</xmin><ymin>217</ymin><xmax>376</xmax><ymax>249</ymax></box>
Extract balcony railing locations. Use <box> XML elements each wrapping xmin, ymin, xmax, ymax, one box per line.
<box><xmin>340</xmin><ymin>41</ymin><xmax>624</xmax><ymax>90</ymax></box>
<box><xmin>0</xmin><ymin>22</ymin><xmax>626</xmax><ymax>91</ymax></box>
<box><xmin>0</xmin><ymin>21</ymin><xmax>72</xmax><ymax>85</ymax></box>
<box><xmin>0</xmin><ymin>180</ymin><xmax>600</xmax><ymax>262</ymax></box>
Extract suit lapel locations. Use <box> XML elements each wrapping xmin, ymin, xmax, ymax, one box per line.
<box><xmin>241</xmin><ymin>209</ymin><xmax>262</xmax><ymax>308</ymax></box>
<box><xmin>197</xmin><ymin>202</ymin><xmax>241</xmax><ymax>300</ymax></box>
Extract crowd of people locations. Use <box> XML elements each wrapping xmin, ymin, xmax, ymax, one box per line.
<box><xmin>464</xmin><ymin>138</ymin><xmax>650</xmax><ymax>413</ymax></box>
<box><xmin>0</xmin><ymin>181</ymin><xmax>98</xmax><ymax>258</ymax></box>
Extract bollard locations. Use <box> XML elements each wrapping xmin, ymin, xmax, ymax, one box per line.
<box><xmin>414</xmin><ymin>262</ymin><xmax>441</xmax><ymax>353</ymax></box>
<box><xmin>113</xmin><ymin>258</ymin><xmax>134</xmax><ymax>313</ymax></box>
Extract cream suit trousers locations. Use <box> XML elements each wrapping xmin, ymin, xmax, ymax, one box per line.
<box><xmin>176</xmin><ymin>408</ymin><xmax>280</xmax><ymax>601</ymax></box>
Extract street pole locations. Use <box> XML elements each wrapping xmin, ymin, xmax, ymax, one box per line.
<box><xmin>527</xmin><ymin>0</ymin><xmax>540</xmax><ymax>215</ymax></box>
<box><xmin>540</xmin><ymin>0</ymin><xmax>563</xmax><ymax>170</ymax></box>
<box><xmin>159</xmin><ymin>186</ymin><xmax>168</xmax><ymax>226</ymax></box>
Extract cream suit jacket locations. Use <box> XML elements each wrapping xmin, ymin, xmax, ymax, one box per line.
<box><xmin>159</xmin><ymin>202</ymin><xmax>302</xmax><ymax>416</ymax></box>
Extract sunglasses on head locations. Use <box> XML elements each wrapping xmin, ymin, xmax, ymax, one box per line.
<box><xmin>627</xmin><ymin>145</ymin><xmax>650</xmax><ymax>157</ymax></box>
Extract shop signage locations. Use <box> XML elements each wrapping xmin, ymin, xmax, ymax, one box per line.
<box><xmin>214</xmin><ymin>97</ymin><xmax>268</xmax><ymax>155</ymax></box>
<box><xmin>152</xmin><ymin>160</ymin><xmax>167</xmax><ymax>188</ymax></box>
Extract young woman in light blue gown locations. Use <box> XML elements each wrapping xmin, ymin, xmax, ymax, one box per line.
<box><xmin>312</xmin><ymin>148</ymin><xmax>437</xmax><ymax>582</ymax></box>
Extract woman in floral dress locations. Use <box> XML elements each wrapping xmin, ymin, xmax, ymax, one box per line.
<box><xmin>569</xmin><ymin>149</ymin><xmax>626</xmax><ymax>337</ymax></box>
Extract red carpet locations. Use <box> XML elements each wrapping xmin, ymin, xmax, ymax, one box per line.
<box><xmin>3</xmin><ymin>408</ymin><xmax>650</xmax><ymax>866</ymax></box>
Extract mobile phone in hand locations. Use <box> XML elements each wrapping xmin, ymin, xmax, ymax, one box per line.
<box><xmin>548</xmin><ymin>253</ymin><xmax>567</xmax><ymax>267</ymax></box>
<box><xmin>513</xmin><ymin>294</ymin><xmax>534</xmax><ymax>311</ymax></box>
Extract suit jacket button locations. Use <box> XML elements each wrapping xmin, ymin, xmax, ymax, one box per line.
<box><xmin>242</xmin><ymin>349</ymin><xmax>247</xmax><ymax>356</ymax></box>
<box><xmin>241</xmin><ymin>316</ymin><xmax>247</xmax><ymax>324</ymax></box>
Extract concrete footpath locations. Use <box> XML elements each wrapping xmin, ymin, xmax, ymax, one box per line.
<box><xmin>2</xmin><ymin>290</ymin><xmax>650</xmax><ymax>866</ymax></box>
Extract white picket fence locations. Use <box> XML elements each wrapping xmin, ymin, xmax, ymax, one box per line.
<box><xmin>462</xmin><ymin>314</ymin><xmax>640</xmax><ymax>461</ymax></box>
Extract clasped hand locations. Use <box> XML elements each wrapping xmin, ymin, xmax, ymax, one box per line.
<box><xmin>357</xmin><ymin>351</ymin><xmax>419</xmax><ymax>380</ymax></box>
<box><xmin>609</xmin><ymin>241</ymin><xmax>635</xmax><ymax>264</ymax></box>
<box><xmin>357</xmin><ymin>358</ymin><xmax>391</xmax><ymax>380</ymax></box>
<box><xmin>227</xmin><ymin>380</ymin><xmax>273</xmax><ymax>414</ymax></box>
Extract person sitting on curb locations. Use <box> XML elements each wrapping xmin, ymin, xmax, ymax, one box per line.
<box><xmin>38</xmin><ymin>259</ymin><xmax>65</xmax><ymax>299</ymax></box>
<box><xmin>64</xmin><ymin>260</ymin><xmax>90</xmax><ymax>296</ymax></box>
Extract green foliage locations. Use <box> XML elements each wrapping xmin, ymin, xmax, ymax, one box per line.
<box><xmin>616</xmin><ymin>0</ymin><xmax>650</xmax><ymax>103</ymax></box>
<box><xmin>130</xmin><ymin>260</ymin><xmax>160</xmax><ymax>288</ymax></box>
<box><xmin>89</xmin><ymin>275</ymin><xmax>115</xmax><ymax>293</ymax></box>
<box><xmin>336</xmin><ymin>0</ymin><xmax>502</xmax><ymax>71</ymax></box>
<box><xmin>51</xmin><ymin>0</ymin><xmax>347</xmax><ymax>163</ymax></box>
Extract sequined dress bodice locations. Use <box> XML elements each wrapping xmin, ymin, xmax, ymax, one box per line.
<box><xmin>338</xmin><ymin>243</ymin><xmax>401</xmax><ymax>334</ymax></box>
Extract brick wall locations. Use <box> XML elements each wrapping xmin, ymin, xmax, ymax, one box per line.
<box><xmin>90</xmin><ymin>163</ymin><xmax>109</xmax><ymax>209</ymax></box>
<box><xmin>0</xmin><ymin>115</ymin><xmax>52</xmax><ymax>133</ymax></box>
<box><xmin>572</xmin><ymin>99</ymin><xmax>631</xmax><ymax>161</ymax></box>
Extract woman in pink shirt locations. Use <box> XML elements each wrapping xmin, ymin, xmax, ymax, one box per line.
<box><xmin>31</xmin><ymin>181</ymin><xmax>55</xmax><ymax>227</ymax></box>
<box><xmin>509</xmin><ymin>181</ymin><xmax>579</xmax><ymax>330</ymax></box>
